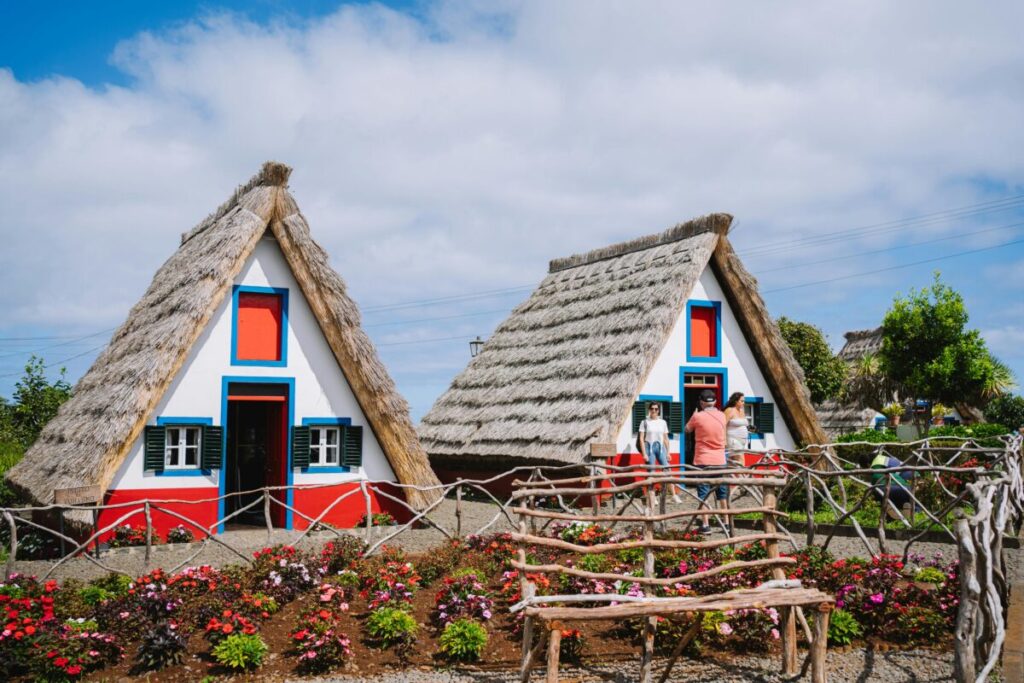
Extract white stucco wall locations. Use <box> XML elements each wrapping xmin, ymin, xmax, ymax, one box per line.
<box><xmin>613</xmin><ymin>265</ymin><xmax>797</xmax><ymax>454</ymax></box>
<box><xmin>109</xmin><ymin>235</ymin><xmax>397</xmax><ymax>490</ymax></box>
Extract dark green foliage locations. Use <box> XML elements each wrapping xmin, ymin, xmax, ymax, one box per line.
<box><xmin>134</xmin><ymin>623</ymin><xmax>187</xmax><ymax>672</ymax></box>
<box><xmin>417</xmin><ymin>539</ymin><xmax>463</xmax><ymax>586</ymax></box>
<box><xmin>827</xmin><ymin>608</ymin><xmax>863</xmax><ymax>645</ymax></box>
<box><xmin>438</xmin><ymin>618</ymin><xmax>488</xmax><ymax>661</ymax></box>
<box><xmin>984</xmin><ymin>394</ymin><xmax>1024</xmax><ymax>430</ymax></box>
<box><xmin>880</xmin><ymin>274</ymin><xmax>1006</xmax><ymax>429</ymax></box>
<box><xmin>212</xmin><ymin>633</ymin><xmax>268</xmax><ymax>670</ymax></box>
<box><xmin>895</xmin><ymin>606</ymin><xmax>947</xmax><ymax>645</ymax></box>
<box><xmin>777</xmin><ymin>317</ymin><xmax>847</xmax><ymax>404</ymax></box>
<box><xmin>7</xmin><ymin>356</ymin><xmax>72</xmax><ymax>449</ymax></box>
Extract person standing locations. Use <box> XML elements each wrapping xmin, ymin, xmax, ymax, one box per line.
<box><xmin>639</xmin><ymin>402</ymin><xmax>682</xmax><ymax>502</ymax></box>
<box><xmin>723</xmin><ymin>392</ymin><xmax>749</xmax><ymax>467</ymax></box>
<box><xmin>685</xmin><ymin>389</ymin><xmax>728</xmax><ymax>533</ymax></box>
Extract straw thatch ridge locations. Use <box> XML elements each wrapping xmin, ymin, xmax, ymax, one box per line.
<box><xmin>419</xmin><ymin>212</ymin><xmax>826</xmax><ymax>468</ymax></box>
<box><xmin>7</xmin><ymin>162</ymin><xmax>439</xmax><ymax>513</ymax></box>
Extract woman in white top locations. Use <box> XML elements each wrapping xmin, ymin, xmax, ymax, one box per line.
<box><xmin>639</xmin><ymin>402</ymin><xmax>682</xmax><ymax>502</ymax></box>
<box><xmin>723</xmin><ymin>392</ymin><xmax>749</xmax><ymax>467</ymax></box>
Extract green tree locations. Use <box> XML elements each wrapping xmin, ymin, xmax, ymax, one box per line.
<box><xmin>841</xmin><ymin>353</ymin><xmax>902</xmax><ymax>412</ymax></box>
<box><xmin>984</xmin><ymin>394</ymin><xmax>1024</xmax><ymax>430</ymax></box>
<box><xmin>879</xmin><ymin>274</ymin><xmax>1003</xmax><ymax>433</ymax></box>
<box><xmin>777</xmin><ymin>317</ymin><xmax>847</xmax><ymax>404</ymax></box>
<box><xmin>9</xmin><ymin>356</ymin><xmax>72</xmax><ymax>448</ymax></box>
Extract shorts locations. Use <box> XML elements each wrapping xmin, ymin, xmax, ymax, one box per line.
<box><xmin>726</xmin><ymin>435</ymin><xmax>746</xmax><ymax>466</ymax></box>
<box><xmin>694</xmin><ymin>464</ymin><xmax>728</xmax><ymax>501</ymax></box>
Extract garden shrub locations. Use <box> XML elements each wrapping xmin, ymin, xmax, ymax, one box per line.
<box><xmin>417</xmin><ymin>540</ymin><xmax>463</xmax><ymax>586</ymax></box>
<box><xmin>318</xmin><ymin>535</ymin><xmax>368</xmax><ymax>575</ymax></box>
<box><xmin>212</xmin><ymin>632</ymin><xmax>268</xmax><ymax>670</ymax></box>
<box><xmin>365</xmin><ymin>606</ymin><xmax>419</xmax><ymax>657</ymax></box>
<box><xmin>438</xmin><ymin>618</ymin><xmax>488</xmax><ymax>662</ymax></box>
<box><xmin>204</xmin><ymin>609</ymin><xmax>259</xmax><ymax>645</ymax></box>
<box><xmin>556</xmin><ymin>521</ymin><xmax>614</xmax><ymax>546</ymax></box>
<box><xmin>165</xmin><ymin>524</ymin><xmax>195</xmax><ymax>544</ymax></box>
<box><xmin>108</xmin><ymin>525</ymin><xmax>151</xmax><ymax>548</ymax></box>
<box><xmin>577</xmin><ymin>553</ymin><xmax>612</xmax><ymax>574</ymax></box>
<box><xmin>290</xmin><ymin>584</ymin><xmax>352</xmax><ymax>673</ymax></box>
<box><xmin>826</xmin><ymin>609</ymin><xmax>863</xmax><ymax>645</ymax></box>
<box><xmin>134</xmin><ymin>622</ymin><xmax>187</xmax><ymax>672</ymax></box>
<box><xmin>359</xmin><ymin>558</ymin><xmax>421</xmax><ymax>609</ymax></box>
<box><xmin>251</xmin><ymin>545</ymin><xmax>315</xmax><ymax>602</ymax></box>
<box><xmin>463</xmin><ymin>532</ymin><xmax>517</xmax><ymax>572</ymax></box>
<box><xmin>357</xmin><ymin>511</ymin><xmax>397</xmax><ymax>527</ymax></box>
<box><xmin>913</xmin><ymin>567</ymin><xmax>947</xmax><ymax>585</ymax></box>
<box><xmin>896</xmin><ymin>606</ymin><xmax>948</xmax><ymax>645</ymax></box>
<box><xmin>559</xmin><ymin>628</ymin><xmax>585</xmax><ymax>662</ymax></box>
<box><xmin>433</xmin><ymin>573</ymin><xmax>495</xmax><ymax>625</ymax></box>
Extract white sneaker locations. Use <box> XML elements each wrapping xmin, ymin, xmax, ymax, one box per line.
<box><xmin>672</xmin><ymin>493</ymin><xmax>683</xmax><ymax>503</ymax></box>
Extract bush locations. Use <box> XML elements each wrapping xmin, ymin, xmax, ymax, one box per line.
<box><xmin>557</xmin><ymin>522</ymin><xmax>613</xmax><ymax>546</ymax></box>
<box><xmin>438</xmin><ymin>618</ymin><xmax>488</xmax><ymax>662</ymax></box>
<box><xmin>985</xmin><ymin>395</ymin><xmax>1024</xmax><ymax>430</ymax></box>
<box><xmin>251</xmin><ymin>545</ymin><xmax>314</xmax><ymax>602</ymax></box>
<box><xmin>895</xmin><ymin>606</ymin><xmax>947</xmax><ymax>645</ymax></box>
<box><xmin>417</xmin><ymin>540</ymin><xmax>463</xmax><ymax>586</ymax></box>
<box><xmin>576</xmin><ymin>553</ymin><xmax>612</xmax><ymax>574</ymax></box>
<box><xmin>359</xmin><ymin>558</ymin><xmax>421</xmax><ymax>609</ymax></box>
<box><xmin>318</xmin><ymin>535</ymin><xmax>367</xmax><ymax>575</ymax></box>
<box><xmin>165</xmin><ymin>525</ymin><xmax>195</xmax><ymax>544</ymax></box>
<box><xmin>827</xmin><ymin>609</ymin><xmax>863</xmax><ymax>646</ymax></box>
<box><xmin>107</xmin><ymin>525</ymin><xmax>150</xmax><ymax>549</ymax></box>
<box><xmin>212</xmin><ymin>633</ymin><xmax>267</xmax><ymax>670</ymax></box>
<box><xmin>290</xmin><ymin>587</ymin><xmax>352</xmax><ymax>674</ymax></box>
<box><xmin>135</xmin><ymin>623</ymin><xmax>187</xmax><ymax>672</ymax></box>
<box><xmin>913</xmin><ymin>567</ymin><xmax>947</xmax><ymax>585</ymax></box>
<box><xmin>204</xmin><ymin>609</ymin><xmax>259</xmax><ymax>645</ymax></box>
<box><xmin>365</xmin><ymin>606</ymin><xmax>419</xmax><ymax>656</ymax></box>
<box><xmin>927</xmin><ymin>423</ymin><xmax>1011</xmax><ymax>447</ymax></box>
<box><xmin>433</xmin><ymin>573</ymin><xmax>495</xmax><ymax>626</ymax></box>
<box><xmin>357</xmin><ymin>511</ymin><xmax>397</xmax><ymax>527</ymax></box>
<box><xmin>559</xmin><ymin>628</ymin><xmax>585</xmax><ymax>662</ymax></box>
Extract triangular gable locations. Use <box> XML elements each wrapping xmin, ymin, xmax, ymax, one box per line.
<box><xmin>419</xmin><ymin>213</ymin><xmax>826</xmax><ymax>466</ymax></box>
<box><xmin>8</xmin><ymin>162</ymin><xmax>439</xmax><ymax>510</ymax></box>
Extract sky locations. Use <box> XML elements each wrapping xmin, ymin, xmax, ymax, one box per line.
<box><xmin>1</xmin><ymin>1</ymin><xmax>1023</xmax><ymax>421</ymax></box>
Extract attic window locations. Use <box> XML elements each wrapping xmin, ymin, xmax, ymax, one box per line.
<box><xmin>232</xmin><ymin>286</ymin><xmax>288</xmax><ymax>366</ymax></box>
<box><xmin>686</xmin><ymin>300</ymin><xmax>721</xmax><ymax>362</ymax></box>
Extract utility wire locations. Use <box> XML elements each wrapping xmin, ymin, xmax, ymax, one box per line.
<box><xmin>0</xmin><ymin>327</ymin><xmax>115</xmax><ymax>360</ymax></box>
<box><xmin>0</xmin><ymin>344</ymin><xmax>107</xmax><ymax>379</ymax></box>
<box><xmin>762</xmin><ymin>237</ymin><xmax>1024</xmax><ymax>294</ymax></box>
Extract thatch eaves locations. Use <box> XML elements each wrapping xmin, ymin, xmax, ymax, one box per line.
<box><xmin>7</xmin><ymin>162</ymin><xmax>439</xmax><ymax>511</ymax></box>
<box><xmin>419</xmin><ymin>213</ymin><xmax>826</xmax><ymax>467</ymax></box>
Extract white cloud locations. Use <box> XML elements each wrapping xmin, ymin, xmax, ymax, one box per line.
<box><xmin>1</xmin><ymin>1</ymin><xmax>1024</xmax><ymax>414</ymax></box>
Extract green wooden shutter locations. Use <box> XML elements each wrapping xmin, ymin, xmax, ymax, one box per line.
<box><xmin>632</xmin><ymin>402</ymin><xmax>646</xmax><ymax>433</ymax></box>
<box><xmin>668</xmin><ymin>402</ymin><xmax>683</xmax><ymax>434</ymax></box>
<box><xmin>292</xmin><ymin>426</ymin><xmax>311</xmax><ymax>469</ymax></box>
<box><xmin>144</xmin><ymin>426</ymin><xmax>166</xmax><ymax>472</ymax></box>
<box><xmin>201</xmin><ymin>426</ymin><xmax>223</xmax><ymax>470</ymax></box>
<box><xmin>756</xmin><ymin>403</ymin><xmax>775</xmax><ymax>434</ymax></box>
<box><xmin>342</xmin><ymin>425</ymin><xmax>363</xmax><ymax>468</ymax></box>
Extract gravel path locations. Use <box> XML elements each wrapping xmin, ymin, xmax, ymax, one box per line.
<box><xmin>300</xmin><ymin>648</ymin><xmax>958</xmax><ymax>682</ymax></box>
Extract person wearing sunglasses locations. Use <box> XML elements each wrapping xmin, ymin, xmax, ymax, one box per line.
<box><xmin>639</xmin><ymin>402</ymin><xmax>682</xmax><ymax>502</ymax></box>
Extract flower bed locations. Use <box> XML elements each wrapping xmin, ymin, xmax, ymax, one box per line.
<box><xmin>0</xmin><ymin>527</ymin><xmax>962</xmax><ymax>680</ymax></box>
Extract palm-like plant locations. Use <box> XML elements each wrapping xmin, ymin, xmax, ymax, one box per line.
<box><xmin>841</xmin><ymin>354</ymin><xmax>902</xmax><ymax>412</ymax></box>
<box><xmin>981</xmin><ymin>356</ymin><xmax>1017</xmax><ymax>401</ymax></box>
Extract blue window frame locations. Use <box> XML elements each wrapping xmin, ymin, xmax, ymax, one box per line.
<box><xmin>230</xmin><ymin>285</ymin><xmax>289</xmax><ymax>368</ymax></box>
<box><xmin>155</xmin><ymin>417</ymin><xmax>213</xmax><ymax>476</ymax></box>
<box><xmin>685</xmin><ymin>299</ymin><xmax>722</xmax><ymax>363</ymax></box>
<box><xmin>301</xmin><ymin>417</ymin><xmax>354</xmax><ymax>473</ymax></box>
<box><xmin>744</xmin><ymin>396</ymin><xmax>765</xmax><ymax>441</ymax></box>
<box><xmin>679</xmin><ymin>366</ymin><xmax>729</xmax><ymax>410</ymax></box>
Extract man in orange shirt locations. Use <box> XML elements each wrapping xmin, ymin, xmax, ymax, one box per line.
<box><xmin>685</xmin><ymin>389</ymin><xmax>728</xmax><ymax>534</ymax></box>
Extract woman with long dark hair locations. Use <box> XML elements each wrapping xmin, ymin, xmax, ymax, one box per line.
<box><xmin>723</xmin><ymin>392</ymin><xmax>748</xmax><ymax>467</ymax></box>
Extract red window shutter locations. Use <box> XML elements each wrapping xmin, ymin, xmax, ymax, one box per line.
<box><xmin>236</xmin><ymin>293</ymin><xmax>282</xmax><ymax>361</ymax></box>
<box><xmin>689</xmin><ymin>305</ymin><xmax>717</xmax><ymax>358</ymax></box>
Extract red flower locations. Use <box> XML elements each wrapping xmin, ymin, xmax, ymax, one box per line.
<box><xmin>24</xmin><ymin>625</ymin><xmax>35</xmax><ymax>635</ymax></box>
<box><xmin>54</xmin><ymin>656</ymin><xmax>69</xmax><ymax>667</ymax></box>
<box><xmin>221</xmin><ymin>624</ymin><xmax>233</xmax><ymax>634</ymax></box>
<box><xmin>66</xmin><ymin>664</ymin><xmax>82</xmax><ymax>675</ymax></box>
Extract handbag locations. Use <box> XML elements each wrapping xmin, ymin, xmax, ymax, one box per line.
<box><xmin>636</xmin><ymin>419</ymin><xmax>646</xmax><ymax>455</ymax></box>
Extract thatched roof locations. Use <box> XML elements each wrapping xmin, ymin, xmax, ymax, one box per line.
<box><xmin>837</xmin><ymin>327</ymin><xmax>883</xmax><ymax>362</ymax></box>
<box><xmin>816</xmin><ymin>400</ymin><xmax>877</xmax><ymax>439</ymax></box>
<box><xmin>418</xmin><ymin>214</ymin><xmax>827</xmax><ymax>467</ymax></box>
<box><xmin>7</xmin><ymin>162</ymin><xmax>440</xmax><ymax>511</ymax></box>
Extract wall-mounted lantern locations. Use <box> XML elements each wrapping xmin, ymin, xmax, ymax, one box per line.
<box><xmin>469</xmin><ymin>336</ymin><xmax>485</xmax><ymax>358</ymax></box>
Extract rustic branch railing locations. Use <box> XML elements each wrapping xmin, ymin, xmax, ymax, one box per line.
<box><xmin>0</xmin><ymin>435</ymin><xmax>1020</xmax><ymax>682</ymax></box>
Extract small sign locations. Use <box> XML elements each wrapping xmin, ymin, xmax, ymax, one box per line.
<box><xmin>589</xmin><ymin>442</ymin><xmax>617</xmax><ymax>458</ymax></box>
<box><xmin>54</xmin><ymin>485</ymin><xmax>102</xmax><ymax>506</ymax></box>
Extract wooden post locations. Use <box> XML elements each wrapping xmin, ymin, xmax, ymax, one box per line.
<box><xmin>762</xmin><ymin>485</ymin><xmax>797</xmax><ymax>675</ymax></box>
<box><xmin>811</xmin><ymin>605</ymin><xmax>830</xmax><ymax>683</ymax></box>
<box><xmin>264</xmin><ymin>490</ymin><xmax>273</xmax><ymax>541</ymax></box>
<box><xmin>143</xmin><ymin>501</ymin><xmax>153</xmax><ymax>569</ymax></box>
<box><xmin>531</xmin><ymin>469</ymin><xmax>540</xmax><ymax>534</ymax></box>
<box><xmin>546</xmin><ymin>623</ymin><xmax>563</xmax><ymax>683</ymax></box>
<box><xmin>640</xmin><ymin>477</ymin><xmax>657</xmax><ymax>683</ymax></box>
<box><xmin>589</xmin><ymin>444</ymin><xmax>616</xmax><ymax>514</ymax></box>
<box><xmin>805</xmin><ymin>471</ymin><xmax>816</xmax><ymax>547</ymax></box>
<box><xmin>362</xmin><ymin>482</ymin><xmax>372</xmax><ymax>542</ymax></box>
<box><xmin>519</xmin><ymin>503</ymin><xmax>537</xmax><ymax>683</ymax></box>
<box><xmin>455</xmin><ymin>484</ymin><xmax>463</xmax><ymax>539</ymax></box>
<box><xmin>953</xmin><ymin>517</ymin><xmax>978</xmax><ymax>683</ymax></box>
<box><xmin>4</xmin><ymin>511</ymin><xmax>17</xmax><ymax>580</ymax></box>
<box><xmin>878</xmin><ymin>473</ymin><xmax>890</xmax><ymax>555</ymax></box>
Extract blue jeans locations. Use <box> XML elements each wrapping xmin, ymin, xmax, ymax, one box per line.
<box><xmin>645</xmin><ymin>441</ymin><xmax>670</xmax><ymax>470</ymax></box>
<box><xmin>695</xmin><ymin>465</ymin><xmax>729</xmax><ymax>501</ymax></box>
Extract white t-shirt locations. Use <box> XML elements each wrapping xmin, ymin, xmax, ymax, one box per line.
<box><xmin>640</xmin><ymin>418</ymin><xmax>669</xmax><ymax>444</ymax></box>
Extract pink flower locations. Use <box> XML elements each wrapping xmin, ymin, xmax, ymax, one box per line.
<box><xmin>718</xmin><ymin>622</ymin><xmax>733</xmax><ymax>636</ymax></box>
<box><xmin>771</xmin><ymin>628</ymin><xmax>780</xmax><ymax>639</ymax></box>
<box><xmin>869</xmin><ymin>593</ymin><xmax>884</xmax><ymax>605</ymax></box>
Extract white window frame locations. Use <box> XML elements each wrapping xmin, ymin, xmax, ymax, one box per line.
<box><xmin>165</xmin><ymin>425</ymin><xmax>202</xmax><ymax>470</ymax></box>
<box><xmin>309</xmin><ymin>426</ymin><xmax>340</xmax><ymax>467</ymax></box>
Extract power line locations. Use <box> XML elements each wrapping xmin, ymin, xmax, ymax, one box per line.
<box><xmin>364</xmin><ymin>308</ymin><xmax>512</xmax><ymax>328</ymax></box>
<box><xmin>755</xmin><ymin>220</ymin><xmax>1024</xmax><ymax>275</ymax></box>
<box><xmin>762</xmin><ymin>237</ymin><xmax>1024</xmax><ymax>294</ymax></box>
<box><xmin>0</xmin><ymin>327</ymin><xmax>115</xmax><ymax>360</ymax></box>
<box><xmin>0</xmin><ymin>344</ymin><xmax>107</xmax><ymax>379</ymax></box>
<box><xmin>376</xmin><ymin>334</ymin><xmax>475</xmax><ymax>347</ymax></box>
<box><xmin>361</xmin><ymin>284</ymin><xmax>534</xmax><ymax>313</ymax></box>
<box><xmin>739</xmin><ymin>194</ymin><xmax>1024</xmax><ymax>257</ymax></box>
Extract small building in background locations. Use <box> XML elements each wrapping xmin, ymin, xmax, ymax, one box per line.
<box><xmin>419</xmin><ymin>214</ymin><xmax>826</xmax><ymax>493</ymax></box>
<box><xmin>7</xmin><ymin>162</ymin><xmax>439</xmax><ymax>539</ymax></box>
